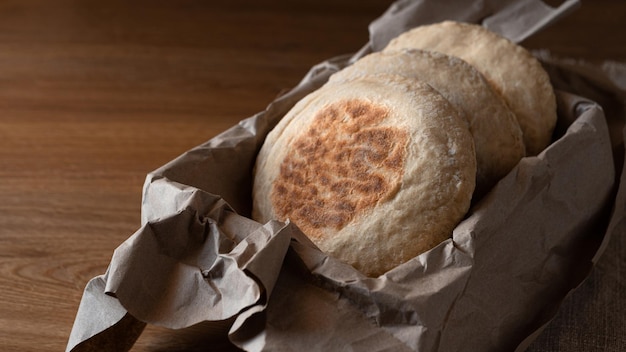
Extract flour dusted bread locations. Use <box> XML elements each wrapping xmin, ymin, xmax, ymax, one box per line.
<box><xmin>384</xmin><ymin>21</ymin><xmax>557</xmax><ymax>155</ymax></box>
<box><xmin>253</xmin><ymin>75</ymin><xmax>476</xmax><ymax>277</ymax></box>
<box><xmin>327</xmin><ymin>49</ymin><xmax>525</xmax><ymax>197</ymax></box>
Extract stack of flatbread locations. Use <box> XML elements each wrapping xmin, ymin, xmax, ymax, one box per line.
<box><xmin>252</xmin><ymin>21</ymin><xmax>557</xmax><ymax>277</ymax></box>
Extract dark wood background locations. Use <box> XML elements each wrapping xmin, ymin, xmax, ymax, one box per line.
<box><xmin>0</xmin><ymin>0</ymin><xmax>624</xmax><ymax>351</ymax></box>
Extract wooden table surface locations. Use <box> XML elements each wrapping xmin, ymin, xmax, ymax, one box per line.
<box><xmin>0</xmin><ymin>1</ymin><xmax>624</xmax><ymax>351</ymax></box>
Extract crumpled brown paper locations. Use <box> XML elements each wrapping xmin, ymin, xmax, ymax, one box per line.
<box><xmin>66</xmin><ymin>0</ymin><xmax>626</xmax><ymax>351</ymax></box>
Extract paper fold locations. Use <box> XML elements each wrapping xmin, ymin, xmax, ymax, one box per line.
<box><xmin>368</xmin><ymin>0</ymin><xmax>580</xmax><ymax>51</ymax></box>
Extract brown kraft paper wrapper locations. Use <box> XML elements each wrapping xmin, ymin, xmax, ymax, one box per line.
<box><xmin>66</xmin><ymin>0</ymin><xmax>626</xmax><ymax>351</ymax></box>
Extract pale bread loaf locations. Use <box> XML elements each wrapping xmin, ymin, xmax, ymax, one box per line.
<box><xmin>252</xmin><ymin>75</ymin><xmax>476</xmax><ymax>276</ymax></box>
<box><xmin>384</xmin><ymin>21</ymin><xmax>557</xmax><ymax>155</ymax></box>
<box><xmin>327</xmin><ymin>49</ymin><xmax>525</xmax><ymax>197</ymax></box>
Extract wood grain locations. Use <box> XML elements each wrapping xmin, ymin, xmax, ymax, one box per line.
<box><xmin>0</xmin><ymin>1</ymin><xmax>624</xmax><ymax>351</ymax></box>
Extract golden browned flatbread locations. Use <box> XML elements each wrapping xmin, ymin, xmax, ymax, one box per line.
<box><xmin>252</xmin><ymin>75</ymin><xmax>476</xmax><ymax>276</ymax></box>
<box><xmin>384</xmin><ymin>21</ymin><xmax>557</xmax><ymax>155</ymax></box>
<box><xmin>327</xmin><ymin>49</ymin><xmax>525</xmax><ymax>197</ymax></box>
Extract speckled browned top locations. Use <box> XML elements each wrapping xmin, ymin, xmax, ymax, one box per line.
<box><xmin>271</xmin><ymin>98</ymin><xmax>408</xmax><ymax>238</ymax></box>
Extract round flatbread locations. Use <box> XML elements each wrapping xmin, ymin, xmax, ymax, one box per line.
<box><xmin>384</xmin><ymin>21</ymin><xmax>557</xmax><ymax>155</ymax></box>
<box><xmin>253</xmin><ymin>75</ymin><xmax>476</xmax><ymax>277</ymax></box>
<box><xmin>327</xmin><ymin>49</ymin><xmax>525</xmax><ymax>197</ymax></box>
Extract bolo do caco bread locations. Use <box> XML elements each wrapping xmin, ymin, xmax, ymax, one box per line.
<box><xmin>252</xmin><ymin>21</ymin><xmax>557</xmax><ymax>277</ymax></box>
